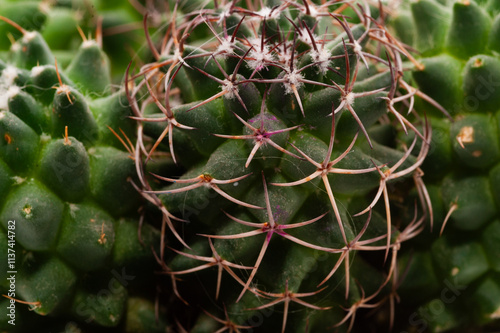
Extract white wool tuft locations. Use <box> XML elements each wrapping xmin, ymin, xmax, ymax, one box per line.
<box><xmin>345</xmin><ymin>92</ymin><xmax>355</xmax><ymax>106</ymax></box>
<box><xmin>0</xmin><ymin>67</ymin><xmax>20</xmax><ymax>109</ymax></box>
<box><xmin>2</xmin><ymin>66</ymin><xmax>19</xmax><ymax>84</ymax></box>
<box><xmin>7</xmin><ymin>86</ymin><xmax>20</xmax><ymax>100</ymax></box>
<box><xmin>23</xmin><ymin>31</ymin><xmax>37</xmax><ymax>42</ymax></box>
<box><xmin>222</xmin><ymin>79</ymin><xmax>238</xmax><ymax>99</ymax></box>
<box><xmin>257</xmin><ymin>7</ymin><xmax>280</xmax><ymax>20</ymax></box>
<box><xmin>31</xmin><ymin>65</ymin><xmax>47</xmax><ymax>77</ymax></box>
<box><xmin>247</xmin><ymin>47</ymin><xmax>274</xmax><ymax>70</ymax></box>
<box><xmin>216</xmin><ymin>39</ymin><xmax>234</xmax><ymax>57</ymax></box>
<box><xmin>310</xmin><ymin>48</ymin><xmax>331</xmax><ymax>74</ymax></box>
<box><xmin>82</xmin><ymin>39</ymin><xmax>98</xmax><ymax>48</ymax></box>
<box><xmin>353</xmin><ymin>41</ymin><xmax>362</xmax><ymax>54</ymax></box>
<box><xmin>283</xmin><ymin>70</ymin><xmax>304</xmax><ymax>94</ymax></box>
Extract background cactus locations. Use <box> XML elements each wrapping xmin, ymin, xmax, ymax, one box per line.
<box><xmin>0</xmin><ymin>0</ymin><xmax>151</xmax><ymax>82</ymax></box>
<box><xmin>389</xmin><ymin>0</ymin><xmax>500</xmax><ymax>332</ymax></box>
<box><xmin>127</xmin><ymin>1</ymin><xmax>444</xmax><ymax>331</ymax></box>
<box><xmin>0</xmin><ymin>9</ymin><xmax>165</xmax><ymax>333</ymax></box>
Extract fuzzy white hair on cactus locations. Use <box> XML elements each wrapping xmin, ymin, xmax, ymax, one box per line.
<box><xmin>310</xmin><ymin>48</ymin><xmax>332</xmax><ymax>74</ymax></box>
<box><xmin>283</xmin><ymin>70</ymin><xmax>304</xmax><ymax>95</ymax></box>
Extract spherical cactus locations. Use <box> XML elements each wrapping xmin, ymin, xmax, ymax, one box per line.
<box><xmin>0</xmin><ymin>13</ymin><xmax>163</xmax><ymax>333</ymax></box>
<box><xmin>127</xmin><ymin>1</ymin><xmax>443</xmax><ymax>331</ymax></box>
<box><xmin>390</xmin><ymin>1</ymin><xmax>500</xmax><ymax>332</ymax></box>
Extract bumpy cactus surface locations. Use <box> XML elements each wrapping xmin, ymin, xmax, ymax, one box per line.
<box><xmin>0</xmin><ymin>12</ymin><xmax>165</xmax><ymax>333</ymax></box>
<box><xmin>390</xmin><ymin>0</ymin><xmax>500</xmax><ymax>332</ymax></box>
<box><xmin>0</xmin><ymin>0</ymin><xmax>149</xmax><ymax>82</ymax></box>
<box><xmin>128</xmin><ymin>1</ymin><xmax>443</xmax><ymax>331</ymax></box>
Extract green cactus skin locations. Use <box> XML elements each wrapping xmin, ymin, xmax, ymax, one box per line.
<box><xmin>390</xmin><ymin>0</ymin><xmax>500</xmax><ymax>332</ymax></box>
<box><xmin>0</xmin><ymin>12</ymin><xmax>165</xmax><ymax>333</ymax></box>
<box><xmin>126</xmin><ymin>1</ymin><xmax>445</xmax><ymax>332</ymax></box>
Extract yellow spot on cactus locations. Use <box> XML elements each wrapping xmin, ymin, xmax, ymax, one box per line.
<box><xmin>200</xmin><ymin>174</ymin><xmax>213</xmax><ymax>182</ymax></box>
<box><xmin>23</xmin><ymin>204</ymin><xmax>33</xmax><ymax>218</ymax></box>
<box><xmin>4</xmin><ymin>133</ymin><xmax>12</xmax><ymax>144</ymax></box>
<box><xmin>12</xmin><ymin>176</ymin><xmax>25</xmax><ymax>185</ymax></box>
<box><xmin>456</xmin><ymin>126</ymin><xmax>474</xmax><ymax>148</ymax></box>
<box><xmin>472</xmin><ymin>150</ymin><xmax>482</xmax><ymax>157</ymax></box>
<box><xmin>473</xmin><ymin>58</ymin><xmax>483</xmax><ymax>68</ymax></box>
<box><xmin>451</xmin><ymin>267</ymin><xmax>459</xmax><ymax>276</ymax></box>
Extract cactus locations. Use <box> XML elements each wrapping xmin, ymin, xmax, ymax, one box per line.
<box><xmin>389</xmin><ymin>0</ymin><xmax>500</xmax><ymax>332</ymax></box>
<box><xmin>127</xmin><ymin>1</ymin><xmax>444</xmax><ymax>331</ymax></box>
<box><xmin>0</xmin><ymin>12</ymin><xmax>165</xmax><ymax>333</ymax></box>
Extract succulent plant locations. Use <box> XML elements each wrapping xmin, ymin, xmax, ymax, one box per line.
<box><xmin>0</xmin><ymin>13</ymin><xmax>164</xmax><ymax>333</ymax></box>
<box><xmin>389</xmin><ymin>0</ymin><xmax>500</xmax><ymax>332</ymax></box>
<box><xmin>6</xmin><ymin>1</ymin><xmax>500</xmax><ymax>332</ymax></box>
<box><xmin>126</xmin><ymin>1</ymin><xmax>445</xmax><ymax>331</ymax></box>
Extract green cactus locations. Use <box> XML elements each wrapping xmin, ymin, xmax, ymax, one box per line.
<box><xmin>0</xmin><ymin>0</ymin><xmax>149</xmax><ymax>82</ymax></box>
<box><xmin>389</xmin><ymin>0</ymin><xmax>500</xmax><ymax>332</ymax></box>
<box><xmin>127</xmin><ymin>1</ymin><xmax>445</xmax><ymax>331</ymax></box>
<box><xmin>0</xmin><ymin>13</ymin><xmax>164</xmax><ymax>333</ymax></box>
<box><xmin>5</xmin><ymin>1</ymin><xmax>499</xmax><ymax>332</ymax></box>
